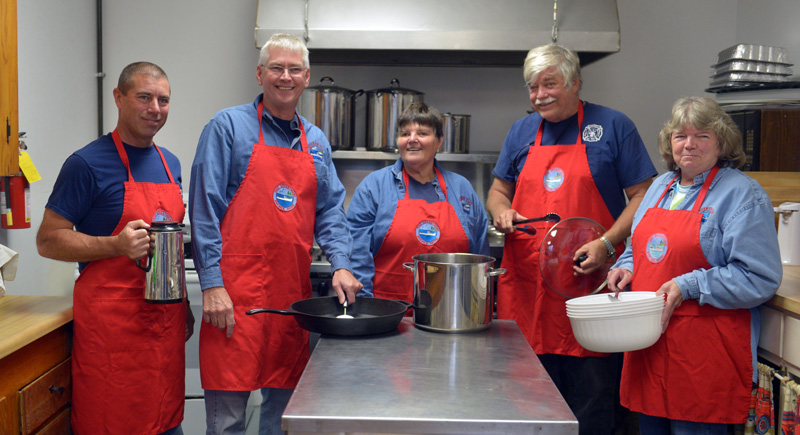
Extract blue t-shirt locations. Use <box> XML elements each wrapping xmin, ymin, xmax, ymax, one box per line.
<box><xmin>46</xmin><ymin>133</ymin><xmax>182</xmax><ymax>268</ymax></box>
<box><xmin>493</xmin><ymin>102</ymin><xmax>657</xmax><ymax>218</ymax></box>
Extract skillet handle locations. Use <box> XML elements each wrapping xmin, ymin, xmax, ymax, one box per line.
<box><xmin>391</xmin><ymin>299</ymin><xmax>417</xmax><ymax>310</ymax></box>
<box><xmin>246</xmin><ymin>308</ymin><xmax>294</xmax><ymax>316</ymax></box>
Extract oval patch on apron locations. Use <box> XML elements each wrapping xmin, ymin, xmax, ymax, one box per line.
<box><xmin>415</xmin><ymin>220</ymin><xmax>441</xmax><ymax>245</ymax></box>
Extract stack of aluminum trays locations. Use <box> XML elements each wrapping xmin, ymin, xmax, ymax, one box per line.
<box><xmin>708</xmin><ymin>44</ymin><xmax>793</xmax><ymax>91</ymax></box>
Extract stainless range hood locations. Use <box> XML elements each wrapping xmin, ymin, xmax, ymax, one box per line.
<box><xmin>255</xmin><ymin>0</ymin><xmax>620</xmax><ymax>67</ymax></box>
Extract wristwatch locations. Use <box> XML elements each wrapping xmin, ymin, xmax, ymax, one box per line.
<box><xmin>599</xmin><ymin>236</ymin><xmax>615</xmax><ymax>258</ymax></box>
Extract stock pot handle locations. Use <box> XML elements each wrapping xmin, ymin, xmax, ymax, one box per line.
<box><xmin>402</xmin><ymin>262</ymin><xmax>414</xmax><ymax>271</ymax></box>
<box><xmin>485</xmin><ymin>268</ymin><xmax>507</xmax><ymax>277</ymax></box>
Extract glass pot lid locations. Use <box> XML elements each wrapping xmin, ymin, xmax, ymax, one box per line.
<box><xmin>538</xmin><ymin>217</ymin><xmax>614</xmax><ymax>299</ymax></box>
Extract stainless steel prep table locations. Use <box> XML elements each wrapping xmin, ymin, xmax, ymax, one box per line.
<box><xmin>282</xmin><ymin>318</ymin><xmax>578</xmax><ymax>434</ymax></box>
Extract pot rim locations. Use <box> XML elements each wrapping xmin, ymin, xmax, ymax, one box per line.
<box><xmin>411</xmin><ymin>252</ymin><xmax>496</xmax><ymax>265</ymax></box>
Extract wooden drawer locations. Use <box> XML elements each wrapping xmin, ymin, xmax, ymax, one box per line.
<box><xmin>33</xmin><ymin>407</ymin><xmax>70</xmax><ymax>435</ymax></box>
<box><xmin>19</xmin><ymin>358</ymin><xmax>71</xmax><ymax>435</ymax></box>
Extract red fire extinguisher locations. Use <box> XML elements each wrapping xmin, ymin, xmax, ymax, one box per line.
<box><xmin>0</xmin><ymin>174</ymin><xmax>31</xmax><ymax>229</ymax></box>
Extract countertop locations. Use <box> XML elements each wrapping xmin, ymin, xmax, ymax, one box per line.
<box><xmin>0</xmin><ymin>295</ymin><xmax>73</xmax><ymax>360</ymax></box>
<box><xmin>282</xmin><ymin>318</ymin><xmax>577</xmax><ymax>435</ymax></box>
<box><xmin>766</xmin><ymin>265</ymin><xmax>800</xmax><ymax>315</ymax></box>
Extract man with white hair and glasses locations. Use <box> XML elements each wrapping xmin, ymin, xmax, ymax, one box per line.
<box><xmin>190</xmin><ymin>33</ymin><xmax>362</xmax><ymax>434</ymax></box>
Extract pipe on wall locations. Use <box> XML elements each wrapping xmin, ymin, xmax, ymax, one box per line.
<box><xmin>96</xmin><ymin>0</ymin><xmax>104</xmax><ymax>137</ymax></box>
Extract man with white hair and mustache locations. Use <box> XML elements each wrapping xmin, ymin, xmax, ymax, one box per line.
<box><xmin>486</xmin><ymin>44</ymin><xmax>656</xmax><ymax>434</ymax></box>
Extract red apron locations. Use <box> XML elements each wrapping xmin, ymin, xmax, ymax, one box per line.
<box><xmin>199</xmin><ymin>102</ymin><xmax>315</xmax><ymax>391</ymax></box>
<box><xmin>372</xmin><ymin>168</ymin><xmax>469</xmax><ymax>302</ymax></box>
<box><xmin>72</xmin><ymin>130</ymin><xmax>185</xmax><ymax>435</ymax></box>
<box><xmin>497</xmin><ymin>103</ymin><xmax>622</xmax><ymax>357</ymax></box>
<box><xmin>621</xmin><ymin>167</ymin><xmax>752</xmax><ymax>424</ymax></box>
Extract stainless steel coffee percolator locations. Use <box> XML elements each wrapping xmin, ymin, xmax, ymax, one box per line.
<box><xmin>137</xmin><ymin>221</ymin><xmax>186</xmax><ymax>304</ymax></box>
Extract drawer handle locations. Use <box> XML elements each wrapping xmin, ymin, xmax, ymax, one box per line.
<box><xmin>49</xmin><ymin>386</ymin><xmax>65</xmax><ymax>394</ymax></box>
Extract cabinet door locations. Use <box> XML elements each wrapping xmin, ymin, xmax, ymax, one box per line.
<box><xmin>759</xmin><ymin>110</ymin><xmax>800</xmax><ymax>172</ymax></box>
<box><xmin>0</xmin><ymin>394</ymin><xmax>21</xmax><ymax>435</ymax></box>
<box><xmin>783</xmin><ymin>315</ymin><xmax>800</xmax><ymax>376</ymax></box>
<box><xmin>0</xmin><ymin>0</ymin><xmax>21</xmax><ymax>175</ymax></box>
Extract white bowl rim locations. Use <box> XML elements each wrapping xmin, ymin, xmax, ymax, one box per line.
<box><xmin>567</xmin><ymin>291</ymin><xmax>662</xmax><ymax>307</ymax></box>
<box><xmin>567</xmin><ymin>300</ymin><xmax>664</xmax><ymax>312</ymax></box>
<box><xmin>567</xmin><ymin>307</ymin><xmax>664</xmax><ymax>319</ymax></box>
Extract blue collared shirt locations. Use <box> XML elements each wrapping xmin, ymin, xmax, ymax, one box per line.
<box><xmin>189</xmin><ymin>95</ymin><xmax>352</xmax><ymax>290</ymax></box>
<box><xmin>613</xmin><ymin>167</ymin><xmax>782</xmax><ymax>307</ymax></box>
<box><xmin>346</xmin><ymin>159</ymin><xmax>490</xmax><ymax>296</ymax></box>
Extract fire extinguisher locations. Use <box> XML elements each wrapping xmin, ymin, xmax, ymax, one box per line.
<box><xmin>0</xmin><ymin>174</ymin><xmax>31</xmax><ymax>229</ymax></box>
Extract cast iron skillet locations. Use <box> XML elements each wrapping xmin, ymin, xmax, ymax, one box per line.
<box><xmin>246</xmin><ymin>296</ymin><xmax>413</xmax><ymax>336</ymax></box>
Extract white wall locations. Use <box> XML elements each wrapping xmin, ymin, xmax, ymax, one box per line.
<box><xmin>10</xmin><ymin>0</ymin><xmax>800</xmax><ymax>296</ymax></box>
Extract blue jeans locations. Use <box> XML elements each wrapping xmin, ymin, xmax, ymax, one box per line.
<box><xmin>638</xmin><ymin>414</ymin><xmax>729</xmax><ymax>435</ymax></box>
<box><xmin>204</xmin><ymin>388</ymin><xmax>293</xmax><ymax>435</ymax></box>
<box><xmin>160</xmin><ymin>425</ymin><xmax>183</xmax><ymax>435</ymax></box>
<box><xmin>537</xmin><ymin>353</ymin><xmax>623</xmax><ymax>435</ymax></box>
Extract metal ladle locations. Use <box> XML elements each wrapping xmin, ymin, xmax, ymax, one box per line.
<box><xmin>337</xmin><ymin>300</ymin><xmax>354</xmax><ymax>319</ymax></box>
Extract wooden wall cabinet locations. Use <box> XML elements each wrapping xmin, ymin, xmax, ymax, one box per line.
<box><xmin>729</xmin><ymin>108</ymin><xmax>800</xmax><ymax>172</ymax></box>
<box><xmin>0</xmin><ymin>0</ymin><xmax>21</xmax><ymax>175</ymax></box>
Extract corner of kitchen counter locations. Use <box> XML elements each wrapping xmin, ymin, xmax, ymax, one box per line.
<box><xmin>0</xmin><ymin>295</ymin><xmax>73</xmax><ymax>360</ymax></box>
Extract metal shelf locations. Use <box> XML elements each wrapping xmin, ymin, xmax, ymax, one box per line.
<box><xmin>331</xmin><ymin>149</ymin><xmax>499</xmax><ymax>163</ymax></box>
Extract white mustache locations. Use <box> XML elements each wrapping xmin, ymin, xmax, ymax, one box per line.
<box><xmin>535</xmin><ymin>97</ymin><xmax>557</xmax><ymax>105</ymax></box>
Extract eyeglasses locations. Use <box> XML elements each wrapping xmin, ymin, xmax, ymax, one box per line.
<box><xmin>264</xmin><ymin>64</ymin><xmax>306</xmax><ymax>77</ymax></box>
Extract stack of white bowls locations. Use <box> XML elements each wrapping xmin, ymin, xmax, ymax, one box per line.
<box><xmin>566</xmin><ymin>292</ymin><xmax>665</xmax><ymax>353</ymax></box>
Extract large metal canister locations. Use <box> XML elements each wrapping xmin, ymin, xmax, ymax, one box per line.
<box><xmin>366</xmin><ymin>79</ymin><xmax>424</xmax><ymax>151</ymax></box>
<box><xmin>403</xmin><ymin>253</ymin><xmax>505</xmax><ymax>332</ymax></box>
<box><xmin>440</xmin><ymin>113</ymin><xmax>470</xmax><ymax>153</ymax></box>
<box><xmin>298</xmin><ymin>77</ymin><xmax>362</xmax><ymax>150</ymax></box>
<box><xmin>137</xmin><ymin>221</ymin><xmax>186</xmax><ymax>304</ymax></box>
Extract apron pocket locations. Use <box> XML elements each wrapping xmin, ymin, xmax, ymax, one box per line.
<box><xmin>82</xmin><ymin>296</ymin><xmax>160</xmax><ymax>352</ymax></box>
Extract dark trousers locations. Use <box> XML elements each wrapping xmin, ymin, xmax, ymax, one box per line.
<box><xmin>538</xmin><ymin>353</ymin><xmax>625</xmax><ymax>435</ymax></box>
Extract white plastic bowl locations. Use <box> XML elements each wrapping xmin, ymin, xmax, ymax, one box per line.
<box><xmin>568</xmin><ymin>308</ymin><xmax>663</xmax><ymax>352</ymax></box>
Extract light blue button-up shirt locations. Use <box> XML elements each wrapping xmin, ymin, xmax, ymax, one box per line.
<box><xmin>189</xmin><ymin>95</ymin><xmax>352</xmax><ymax>290</ymax></box>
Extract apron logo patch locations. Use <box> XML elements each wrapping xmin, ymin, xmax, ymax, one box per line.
<box><xmin>309</xmin><ymin>143</ymin><xmax>324</xmax><ymax>163</ymax></box>
<box><xmin>415</xmin><ymin>220</ymin><xmax>441</xmax><ymax>245</ymax></box>
<box><xmin>273</xmin><ymin>184</ymin><xmax>297</xmax><ymax>211</ymax></box>
<box><xmin>459</xmin><ymin>196</ymin><xmax>472</xmax><ymax>214</ymax></box>
<box><xmin>699</xmin><ymin>206</ymin><xmax>714</xmax><ymax>223</ymax></box>
<box><xmin>543</xmin><ymin>168</ymin><xmax>565</xmax><ymax>192</ymax></box>
<box><xmin>645</xmin><ymin>233</ymin><xmax>668</xmax><ymax>263</ymax></box>
<box><xmin>582</xmin><ymin>124</ymin><xmax>603</xmax><ymax>142</ymax></box>
<box><xmin>151</xmin><ymin>209</ymin><xmax>174</xmax><ymax>222</ymax></box>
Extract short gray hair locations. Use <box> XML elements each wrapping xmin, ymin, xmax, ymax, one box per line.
<box><xmin>258</xmin><ymin>33</ymin><xmax>309</xmax><ymax>68</ymax></box>
<box><xmin>523</xmin><ymin>44</ymin><xmax>582</xmax><ymax>92</ymax></box>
